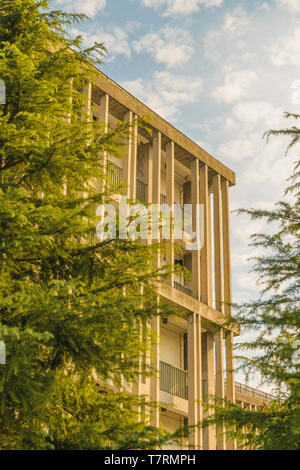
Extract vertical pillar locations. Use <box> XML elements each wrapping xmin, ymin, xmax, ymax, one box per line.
<box><xmin>152</xmin><ymin>133</ymin><xmax>161</xmax><ymax>205</ymax></box>
<box><xmin>222</xmin><ymin>178</ymin><xmax>232</xmax><ymax>316</ymax></box>
<box><xmin>206</xmin><ymin>331</ymin><xmax>216</xmax><ymax>450</ymax></box>
<box><xmin>79</xmin><ymin>82</ymin><xmax>92</xmax><ymax>199</ymax></box>
<box><xmin>99</xmin><ymin>93</ymin><xmax>109</xmax><ymax>128</ymax></box>
<box><xmin>201</xmin><ymin>331</ymin><xmax>216</xmax><ymax>449</ymax></box>
<box><xmin>152</xmin><ymin>132</ymin><xmax>161</xmax><ymax>244</ymax></box>
<box><xmin>143</xmin><ymin>318</ymin><xmax>152</xmax><ymax>423</ymax></box>
<box><xmin>123</xmin><ymin>111</ymin><xmax>133</xmax><ymax>198</ymax></box>
<box><xmin>213</xmin><ymin>173</ymin><xmax>226</xmax><ymax>448</ymax></box>
<box><xmin>146</xmin><ymin>143</ymin><xmax>153</xmax><ymax>205</ymax></box>
<box><xmin>132</xmin><ymin>318</ymin><xmax>142</xmax><ymax>421</ymax></box>
<box><xmin>222</xmin><ymin>178</ymin><xmax>236</xmax><ymax>449</ymax></box>
<box><xmin>82</xmin><ymin>80</ymin><xmax>92</xmax><ymax>120</ymax></box>
<box><xmin>222</xmin><ymin>178</ymin><xmax>232</xmax><ymax>317</ymax></box>
<box><xmin>196</xmin><ymin>314</ymin><xmax>203</xmax><ymax>450</ymax></box>
<box><xmin>150</xmin><ymin>133</ymin><xmax>161</xmax><ymax>428</ymax></box>
<box><xmin>222</xmin><ymin>179</ymin><xmax>235</xmax><ymax>402</ymax></box>
<box><xmin>150</xmin><ymin>312</ymin><xmax>160</xmax><ymax>428</ymax></box>
<box><xmin>215</xmin><ymin>328</ymin><xmax>225</xmax><ymax>449</ymax></box>
<box><xmin>191</xmin><ymin>159</ymin><xmax>201</xmax><ymax>300</ymax></box>
<box><xmin>145</xmin><ymin>143</ymin><xmax>153</xmax><ymax>244</ymax></box>
<box><xmin>213</xmin><ymin>174</ymin><xmax>224</xmax><ymax>312</ymax></box>
<box><xmin>166</xmin><ymin>141</ymin><xmax>175</xmax><ymax>286</ymax></box>
<box><xmin>188</xmin><ymin>312</ymin><xmax>198</xmax><ymax>448</ymax></box>
<box><xmin>200</xmin><ymin>165</ymin><xmax>212</xmax><ymax>306</ymax></box>
<box><xmin>97</xmin><ymin>93</ymin><xmax>109</xmax><ymax>194</ymax></box>
<box><xmin>130</xmin><ymin>115</ymin><xmax>138</xmax><ymax>200</ymax></box>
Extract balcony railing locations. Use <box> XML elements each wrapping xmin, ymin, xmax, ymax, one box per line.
<box><xmin>234</xmin><ymin>381</ymin><xmax>274</xmax><ymax>402</ymax></box>
<box><xmin>160</xmin><ymin>361</ymin><xmax>188</xmax><ymax>400</ymax></box>
<box><xmin>107</xmin><ymin>161</ymin><xmax>123</xmax><ymax>188</ymax></box>
<box><xmin>160</xmin><ymin>194</ymin><xmax>167</xmax><ymax>205</ymax></box>
<box><xmin>136</xmin><ymin>178</ymin><xmax>148</xmax><ymax>203</ymax></box>
<box><xmin>174</xmin><ymin>281</ymin><xmax>193</xmax><ymax>297</ymax></box>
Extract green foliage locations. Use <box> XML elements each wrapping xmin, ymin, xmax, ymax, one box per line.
<box><xmin>203</xmin><ymin>113</ymin><xmax>300</xmax><ymax>450</ymax></box>
<box><xmin>0</xmin><ymin>0</ymin><xmax>181</xmax><ymax>449</ymax></box>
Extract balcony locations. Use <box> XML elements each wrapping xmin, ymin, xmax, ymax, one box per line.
<box><xmin>107</xmin><ymin>161</ymin><xmax>123</xmax><ymax>188</ymax></box>
<box><xmin>174</xmin><ymin>281</ymin><xmax>193</xmax><ymax>298</ymax></box>
<box><xmin>234</xmin><ymin>381</ymin><xmax>274</xmax><ymax>402</ymax></box>
<box><xmin>160</xmin><ymin>361</ymin><xmax>188</xmax><ymax>400</ymax></box>
<box><xmin>160</xmin><ymin>361</ymin><xmax>207</xmax><ymax>402</ymax></box>
<box><xmin>136</xmin><ymin>178</ymin><xmax>148</xmax><ymax>203</ymax></box>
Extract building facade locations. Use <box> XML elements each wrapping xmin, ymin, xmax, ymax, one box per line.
<box><xmin>86</xmin><ymin>70</ymin><xmax>272</xmax><ymax>450</ymax></box>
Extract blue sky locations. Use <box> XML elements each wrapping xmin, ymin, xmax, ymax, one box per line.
<box><xmin>54</xmin><ymin>0</ymin><xmax>300</xmax><ymax>388</ymax></box>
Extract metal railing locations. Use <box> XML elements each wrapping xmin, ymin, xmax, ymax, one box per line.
<box><xmin>160</xmin><ymin>361</ymin><xmax>188</xmax><ymax>400</ymax></box>
<box><xmin>174</xmin><ymin>281</ymin><xmax>193</xmax><ymax>297</ymax></box>
<box><xmin>160</xmin><ymin>194</ymin><xmax>167</xmax><ymax>205</ymax></box>
<box><xmin>234</xmin><ymin>381</ymin><xmax>274</xmax><ymax>402</ymax></box>
<box><xmin>160</xmin><ymin>362</ymin><xmax>273</xmax><ymax>404</ymax></box>
<box><xmin>107</xmin><ymin>161</ymin><xmax>123</xmax><ymax>188</ymax></box>
<box><xmin>136</xmin><ymin>179</ymin><xmax>148</xmax><ymax>203</ymax></box>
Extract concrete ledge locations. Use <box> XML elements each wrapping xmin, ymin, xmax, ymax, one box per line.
<box><xmin>158</xmin><ymin>284</ymin><xmax>240</xmax><ymax>336</ymax></box>
<box><xmin>160</xmin><ymin>390</ymin><xmax>188</xmax><ymax>416</ymax></box>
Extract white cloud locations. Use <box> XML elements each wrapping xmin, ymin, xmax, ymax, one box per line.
<box><xmin>223</xmin><ymin>6</ymin><xmax>250</xmax><ymax>34</ymax></box>
<box><xmin>141</xmin><ymin>0</ymin><xmax>222</xmax><ymax>16</ymax></box>
<box><xmin>232</xmin><ymin>100</ymin><xmax>283</xmax><ymax>127</ymax></box>
<box><xmin>133</xmin><ymin>27</ymin><xmax>193</xmax><ymax>68</ymax></box>
<box><xmin>213</xmin><ymin>69</ymin><xmax>258</xmax><ymax>103</ymax></box>
<box><xmin>122</xmin><ymin>71</ymin><xmax>203</xmax><ymax>121</ymax></box>
<box><xmin>270</xmin><ymin>25</ymin><xmax>300</xmax><ymax>66</ymax></box>
<box><xmin>204</xmin><ymin>8</ymin><xmax>253</xmax><ymax>64</ymax></box>
<box><xmin>277</xmin><ymin>0</ymin><xmax>300</xmax><ymax>12</ymax></box>
<box><xmin>72</xmin><ymin>27</ymin><xmax>131</xmax><ymax>59</ymax></box>
<box><xmin>57</xmin><ymin>0</ymin><xmax>106</xmax><ymax>17</ymax></box>
<box><xmin>218</xmin><ymin>138</ymin><xmax>257</xmax><ymax>162</ymax></box>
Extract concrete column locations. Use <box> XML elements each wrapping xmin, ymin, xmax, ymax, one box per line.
<box><xmin>150</xmin><ymin>313</ymin><xmax>160</xmax><ymax>428</ymax></box>
<box><xmin>188</xmin><ymin>312</ymin><xmax>198</xmax><ymax>448</ymax></box>
<box><xmin>207</xmin><ymin>186</ymin><xmax>213</xmax><ymax>304</ymax></box>
<box><xmin>143</xmin><ymin>318</ymin><xmax>152</xmax><ymax>423</ymax></box>
<box><xmin>200</xmin><ymin>165</ymin><xmax>212</xmax><ymax>306</ymax></box>
<box><xmin>222</xmin><ymin>179</ymin><xmax>235</xmax><ymax>448</ymax></box>
<box><xmin>225</xmin><ymin>331</ymin><xmax>235</xmax><ymax>402</ymax></box>
<box><xmin>202</xmin><ymin>330</ymin><xmax>216</xmax><ymax>449</ymax></box>
<box><xmin>132</xmin><ymin>316</ymin><xmax>142</xmax><ymax>418</ymax></box>
<box><xmin>213</xmin><ymin>174</ymin><xmax>224</xmax><ymax>313</ymax></box>
<box><xmin>207</xmin><ymin>331</ymin><xmax>216</xmax><ymax>449</ymax></box>
<box><xmin>146</xmin><ymin>143</ymin><xmax>153</xmax><ymax>205</ymax></box>
<box><xmin>150</xmin><ymin>133</ymin><xmax>161</xmax><ymax>428</ymax></box>
<box><xmin>166</xmin><ymin>141</ymin><xmax>175</xmax><ymax>286</ymax></box>
<box><xmin>123</xmin><ymin>111</ymin><xmax>133</xmax><ymax>198</ymax></box>
<box><xmin>215</xmin><ymin>328</ymin><xmax>225</xmax><ymax>449</ymax></box>
<box><xmin>130</xmin><ymin>115</ymin><xmax>138</xmax><ymax>200</ymax></box>
<box><xmin>99</xmin><ymin>93</ymin><xmax>109</xmax><ymax>127</ymax></box>
<box><xmin>191</xmin><ymin>159</ymin><xmax>201</xmax><ymax>300</ymax></box>
<box><xmin>222</xmin><ymin>179</ymin><xmax>232</xmax><ymax>317</ymax></box>
<box><xmin>222</xmin><ymin>179</ymin><xmax>235</xmax><ymax>402</ymax></box>
<box><xmin>152</xmin><ymin>132</ymin><xmax>161</xmax><ymax>245</ymax></box>
<box><xmin>97</xmin><ymin>93</ymin><xmax>109</xmax><ymax>194</ymax></box>
<box><xmin>196</xmin><ymin>314</ymin><xmax>203</xmax><ymax>449</ymax></box>
<box><xmin>152</xmin><ymin>133</ymin><xmax>161</xmax><ymax>205</ymax></box>
<box><xmin>82</xmin><ymin>80</ymin><xmax>92</xmax><ymax>120</ymax></box>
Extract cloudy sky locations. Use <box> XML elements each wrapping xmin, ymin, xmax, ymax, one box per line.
<box><xmin>54</xmin><ymin>0</ymin><xmax>299</xmax><ymax>387</ymax></box>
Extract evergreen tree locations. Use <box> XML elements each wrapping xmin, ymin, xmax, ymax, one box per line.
<box><xmin>0</xmin><ymin>0</ymin><xmax>182</xmax><ymax>450</ymax></box>
<box><xmin>203</xmin><ymin>113</ymin><xmax>300</xmax><ymax>450</ymax></box>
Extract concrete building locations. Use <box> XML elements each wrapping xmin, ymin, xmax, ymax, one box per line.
<box><xmin>85</xmin><ymin>70</ymin><xmax>273</xmax><ymax>450</ymax></box>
